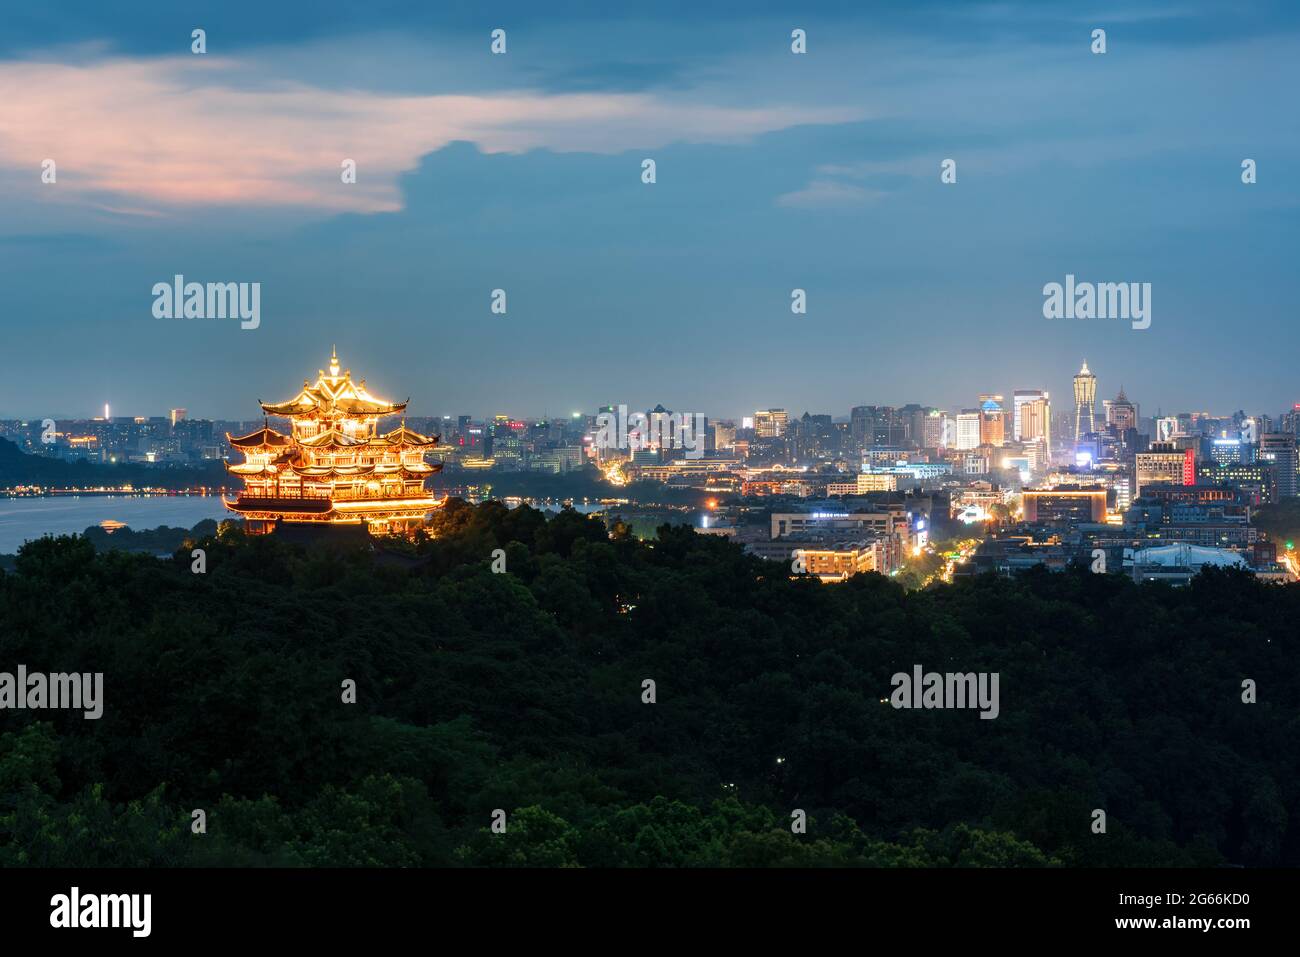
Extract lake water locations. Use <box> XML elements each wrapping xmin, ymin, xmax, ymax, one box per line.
<box><xmin>0</xmin><ymin>495</ymin><xmax>232</xmax><ymax>554</ymax></box>
<box><xmin>0</xmin><ymin>495</ymin><xmax>619</xmax><ymax>554</ymax></box>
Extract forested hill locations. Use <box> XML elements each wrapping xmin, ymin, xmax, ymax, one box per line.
<box><xmin>1254</xmin><ymin>498</ymin><xmax>1300</xmax><ymax>555</ymax></box>
<box><xmin>0</xmin><ymin>437</ymin><xmax>226</xmax><ymax>488</ymax></box>
<box><xmin>1</xmin><ymin>498</ymin><xmax>1297</xmax><ymax>867</ymax></box>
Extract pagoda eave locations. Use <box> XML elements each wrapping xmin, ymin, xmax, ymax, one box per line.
<box><xmin>224</xmin><ymin>496</ymin><xmax>440</xmax><ymax>525</ymax></box>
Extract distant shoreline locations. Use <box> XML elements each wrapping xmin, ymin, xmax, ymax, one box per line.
<box><xmin>0</xmin><ymin>495</ymin><xmax>233</xmax><ymax>557</ymax></box>
<box><xmin>1</xmin><ymin>488</ymin><xmax>229</xmax><ymax>498</ymax></box>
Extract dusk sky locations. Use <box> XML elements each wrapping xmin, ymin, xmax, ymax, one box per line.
<box><xmin>1</xmin><ymin>1</ymin><xmax>1297</xmax><ymax>421</ymax></box>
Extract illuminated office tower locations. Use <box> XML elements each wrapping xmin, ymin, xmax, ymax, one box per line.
<box><xmin>1015</xmin><ymin>391</ymin><xmax>1052</xmax><ymax>455</ymax></box>
<box><xmin>977</xmin><ymin>394</ymin><xmax>1005</xmax><ymax>447</ymax></box>
<box><xmin>754</xmin><ymin>409</ymin><xmax>789</xmax><ymax>438</ymax></box>
<box><xmin>1211</xmin><ymin>438</ymin><xmax>1244</xmax><ymax>466</ymax></box>
<box><xmin>1135</xmin><ymin>442</ymin><xmax>1188</xmax><ymax>498</ymax></box>
<box><xmin>1012</xmin><ymin>390</ymin><xmax>1038</xmax><ymax>441</ymax></box>
<box><xmin>1259</xmin><ymin>433</ymin><xmax>1299</xmax><ymax>498</ymax></box>
<box><xmin>922</xmin><ymin>409</ymin><xmax>948</xmax><ymax>449</ymax></box>
<box><xmin>955</xmin><ymin>412</ymin><xmax>982</xmax><ymax>450</ymax></box>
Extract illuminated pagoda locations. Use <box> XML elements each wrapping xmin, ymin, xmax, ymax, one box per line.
<box><xmin>224</xmin><ymin>349</ymin><xmax>442</xmax><ymax>535</ymax></box>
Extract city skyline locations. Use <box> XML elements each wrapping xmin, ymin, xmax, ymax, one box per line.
<box><xmin>5</xmin><ymin>352</ymin><xmax>1293</xmax><ymax>426</ymax></box>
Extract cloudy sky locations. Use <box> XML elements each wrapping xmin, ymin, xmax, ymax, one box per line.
<box><xmin>1</xmin><ymin>1</ymin><xmax>1297</xmax><ymax>421</ymax></box>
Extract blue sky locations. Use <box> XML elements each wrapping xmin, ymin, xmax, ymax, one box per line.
<box><xmin>0</xmin><ymin>1</ymin><xmax>1297</xmax><ymax>421</ymax></box>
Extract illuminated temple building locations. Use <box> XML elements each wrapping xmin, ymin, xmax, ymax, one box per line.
<box><xmin>224</xmin><ymin>350</ymin><xmax>442</xmax><ymax>534</ymax></box>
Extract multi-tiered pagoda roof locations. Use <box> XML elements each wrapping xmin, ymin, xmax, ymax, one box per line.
<box><xmin>223</xmin><ymin>349</ymin><xmax>442</xmax><ymax>534</ymax></box>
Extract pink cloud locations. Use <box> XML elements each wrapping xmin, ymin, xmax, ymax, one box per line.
<box><xmin>0</xmin><ymin>55</ymin><xmax>860</xmax><ymax>213</ymax></box>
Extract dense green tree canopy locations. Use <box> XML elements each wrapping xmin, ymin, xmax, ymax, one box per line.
<box><xmin>1</xmin><ymin>498</ymin><xmax>1296</xmax><ymax>866</ymax></box>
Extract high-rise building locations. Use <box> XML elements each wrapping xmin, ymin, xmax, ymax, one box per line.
<box><xmin>1135</xmin><ymin>442</ymin><xmax>1188</xmax><ymax>498</ymax></box>
<box><xmin>850</xmin><ymin>406</ymin><xmax>875</xmax><ymax>449</ymax></box>
<box><xmin>1013</xmin><ymin>390</ymin><xmax>1042</xmax><ymax>441</ymax></box>
<box><xmin>872</xmin><ymin>407</ymin><xmax>904</xmax><ymax>447</ymax></box>
<box><xmin>1014</xmin><ymin>390</ymin><xmax>1051</xmax><ymax>453</ymax></box>
<box><xmin>790</xmin><ymin>412</ymin><xmax>835</xmax><ymax>461</ymax></box>
<box><xmin>1281</xmin><ymin>405</ymin><xmax>1300</xmax><ymax>436</ymax></box>
<box><xmin>647</xmin><ymin>404</ymin><xmax>674</xmax><ymax>452</ymax></box>
<box><xmin>754</xmin><ymin>409</ymin><xmax>789</xmax><ymax>438</ymax></box>
<box><xmin>922</xmin><ymin>409</ymin><xmax>947</xmax><ymax>449</ymax></box>
<box><xmin>899</xmin><ymin>404</ymin><xmax>928</xmax><ymax>449</ymax></box>
<box><xmin>170</xmin><ymin>408</ymin><xmax>188</xmax><ymax>427</ymax></box>
<box><xmin>1105</xmin><ymin>388</ymin><xmax>1137</xmax><ymax>432</ymax></box>
<box><xmin>978</xmin><ymin>394</ymin><xmax>1005</xmax><ymax>447</ymax></box>
<box><xmin>955</xmin><ymin>412</ymin><xmax>982</xmax><ymax>450</ymax></box>
<box><xmin>1073</xmin><ymin>361</ymin><xmax>1097</xmax><ymax>440</ymax></box>
<box><xmin>1259</xmin><ymin>433</ymin><xmax>1299</xmax><ymax>498</ymax></box>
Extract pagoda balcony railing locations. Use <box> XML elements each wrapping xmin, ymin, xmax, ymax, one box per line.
<box><xmin>237</xmin><ymin>488</ymin><xmax>329</xmax><ymax>500</ymax></box>
<box><xmin>330</xmin><ymin>486</ymin><xmax>430</xmax><ymax>501</ymax></box>
<box><xmin>237</xmin><ymin>486</ymin><xmax>428</xmax><ymax>504</ymax></box>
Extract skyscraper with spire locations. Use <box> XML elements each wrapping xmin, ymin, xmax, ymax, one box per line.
<box><xmin>1073</xmin><ymin>361</ymin><xmax>1097</xmax><ymax>441</ymax></box>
